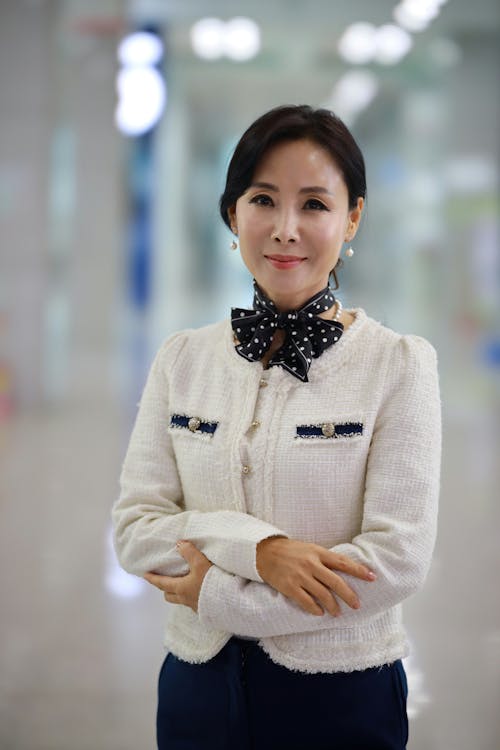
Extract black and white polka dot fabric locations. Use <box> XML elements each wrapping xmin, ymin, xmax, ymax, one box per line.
<box><xmin>231</xmin><ymin>281</ymin><xmax>344</xmax><ymax>382</ymax></box>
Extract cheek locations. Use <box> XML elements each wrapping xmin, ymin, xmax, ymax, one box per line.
<box><xmin>238</xmin><ymin>227</ymin><xmax>258</xmax><ymax>256</ymax></box>
<box><xmin>238</xmin><ymin>214</ymin><xmax>268</xmax><ymax>251</ymax></box>
<box><xmin>313</xmin><ymin>224</ymin><xmax>344</xmax><ymax>253</ymax></box>
<box><xmin>238</xmin><ymin>238</ymin><xmax>262</xmax><ymax>274</ymax></box>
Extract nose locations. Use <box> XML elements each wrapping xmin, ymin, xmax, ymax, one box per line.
<box><xmin>271</xmin><ymin>208</ymin><xmax>299</xmax><ymax>244</ymax></box>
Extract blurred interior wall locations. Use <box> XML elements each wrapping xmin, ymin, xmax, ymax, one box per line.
<box><xmin>0</xmin><ymin>1</ymin><xmax>123</xmax><ymax>411</ymax></box>
<box><xmin>1</xmin><ymin>1</ymin><xmax>52</xmax><ymax>409</ymax></box>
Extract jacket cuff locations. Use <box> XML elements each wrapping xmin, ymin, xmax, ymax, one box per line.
<box><xmin>198</xmin><ymin>565</ymin><xmax>229</xmax><ymax>631</ymax></box>
<box><xmin>218</xmin><ymin>530</ymin><xmax>287</xmax><ymax>583</ymax></box>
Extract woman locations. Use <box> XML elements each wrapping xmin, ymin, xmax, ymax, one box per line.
<box><xmin>112</xmin><ymin>105</ymin><xmax>441</xmax><ymax>750</ymax></box>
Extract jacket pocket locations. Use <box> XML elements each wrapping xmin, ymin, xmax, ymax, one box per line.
<box><xmin>169</xmin><ymin>413</ymin><xmax>218</xmax><ymax>439</ymax></box>
<box><xmin>295</xmin><ymin>420</ymin><xmax>363</xmax><ymax>440</ymax></box>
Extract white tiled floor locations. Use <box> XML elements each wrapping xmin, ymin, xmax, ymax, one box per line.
<box><xmin>1</xmin><ymin>355</ymin><xmax>499</xmax><ymax>749</ymax></box>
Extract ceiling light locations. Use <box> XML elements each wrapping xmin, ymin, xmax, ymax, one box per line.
<box><xmin>338</xmin><ymin>23</ymin><xmax>378</xmax><ymax>65</ymax></box>
<box><xmin>329</xmin><ymin>70</ymin><xmax>379</xmax><ymax>123</ymax></box>
<box><xmin>335</xmin><ymin>70</ymin><xmax>379</xmax><ymax>109</ymax></box>
<box><xmin>115</xmin><ymin>67</ymin><xmax>167</xmax><ymax>136</ymax></box>
<box><xmin>224</xmin><ymin>17</ymin><xmax>261</xmax><ymax>61</ymax></box>
<box><xmin>190</xmin><ymin>17</ymin><xmax>226</xmax><ymax>60</ymax></box>
<box><xmin>393</xmin><ymin>6</ymin><xmax>430</xmax><ymax>32</ymax></box>
<box><xmin>190</xmin><ymin>17</ymin><xmax>261</xmax><ymax>61</ymax></box>
<box><xmin>118</xmin><ymin>31</ymin><xmax>163</xmax><ymax>67</ymax></box>
<box><xmin>393</xmin><ymin>0</ymin><xmax>441</xmax><ymax>32</ymax></box>
<box><xmin>374</xmin><ymin>24</ymin><xmax>413</xmax><ymax>65</ymax></box>
<box><xmin>401</xmin><ymin>0</ymin><xmax>441</xmax><ymax>19</ymax></box>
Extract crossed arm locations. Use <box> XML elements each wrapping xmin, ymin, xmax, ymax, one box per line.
<box><xmin>117</xmin><ymin>333</ymin><xmax>441</xmax><ymax>638</ymax></box>
<box><xmin>145</xmin><ymin>535</ymin><xmax>376</xmax><ymax>619</ymax></box>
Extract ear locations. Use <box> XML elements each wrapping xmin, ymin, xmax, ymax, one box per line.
<box><xmin>345</xmin><ymin>197</ymin><xmax>364</xmax><ymax>242</ymax></box>
<box><xmin>227</xmin><ymin>205</ymin><xmax>238</xmax><ymax>234</ymax></box>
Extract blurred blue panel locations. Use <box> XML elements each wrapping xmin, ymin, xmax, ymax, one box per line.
<box><xmin>481</xmin><ymin>336</ymin><xmax>500</xmax><ymax>368</ymax></box>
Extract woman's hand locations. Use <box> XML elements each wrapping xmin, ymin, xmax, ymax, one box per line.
<box><xmin>256</xmin><ymin>537</ymin><xmax>377</xmax><ymax>617</ymax></box>
<box><xmin>144</xmin><ymin>540</ymin><xmax>212</xmax><ymax>613</ymax></box>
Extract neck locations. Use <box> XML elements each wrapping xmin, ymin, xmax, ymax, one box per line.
<box><xmin>255</xmin><ymin>281</ymin><xmax>333</xmax><ymax>312</ymax></box>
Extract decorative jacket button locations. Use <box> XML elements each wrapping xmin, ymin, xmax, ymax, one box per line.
<box><xmin>251</xmin><ymin>420</ymin><xmax>261</xmax><ymax>429</ymax></box>
<box><xmin>188</xmin><ymin>417</ymin><xmax>201</xmax><ymax>432</ymax></box>
<box><xmin>321</xmin><ymin>422</ymin><xmax>335</xmax><ymax>438</ymax></box>
<box><xmin>242</xmin><ymin>465</ymin><xmax>251</xmax><ymax>475</ymax></box>
<box><xmin>259</xmin><ymin>378</ymin><xmax>268</xmax><ymax>388</ymax></box>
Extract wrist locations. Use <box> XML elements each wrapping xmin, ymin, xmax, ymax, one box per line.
<box><xmin>256</xmin><ymin>535</ymin><xmax>288</xmax><ymax>578</ymax></box>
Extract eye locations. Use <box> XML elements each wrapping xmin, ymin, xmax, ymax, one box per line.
<box><xmin>304</xmin><ymin>198</ymin><xmax>329</xmax><ymax>211</ymax></box>
<box><xmin>249</xmin><ymin>193</ymin><xmax>274</xmax><ymax>207</ymax></box>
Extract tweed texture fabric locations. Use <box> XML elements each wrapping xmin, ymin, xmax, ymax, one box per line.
<box><xmin>113</xmin><ymin>307</ymin><xmax>441</xmax><ymax>673</ymax></box>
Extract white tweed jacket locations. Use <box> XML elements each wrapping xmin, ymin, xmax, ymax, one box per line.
<box><xmin>113</xmin><ymin>307</ymin><xmax>441</xmax><ymax>673</ymax></box>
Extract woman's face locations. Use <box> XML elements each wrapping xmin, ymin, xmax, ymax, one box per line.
<box><xmin>228</xmin><ymin>138</ymin><xmax>363</xmax><ymax>311</ymax></box>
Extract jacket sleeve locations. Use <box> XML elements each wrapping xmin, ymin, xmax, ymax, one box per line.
<box><xmin>112</xmin><ymin>333</ymin><xmax>288</xmax><ymax>583</ymax></box>
<box><xmin>198</xmin><ymin>334</ymin><xmax>442</xmax><ymax>638</ymax></box>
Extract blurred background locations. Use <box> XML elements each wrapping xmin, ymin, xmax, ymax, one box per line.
<box><xmin>1</xmin><ymin>0</ymin><xmax>499</xmax><ymax>748</ymax></box>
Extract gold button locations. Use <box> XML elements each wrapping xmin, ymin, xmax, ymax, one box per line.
<box><xmin>259</xmin><ymin>378</ymin><xmax>268</xmax><ymax>388</ymax></box>
<box><xmin>188</xmin><ymin>417</ymin><xmax>201</xmax><ymax>432</ymax></box>
<box><xmin>321</xmin><ymin>422</ymin><xmax>335</xmax><ymax>438</ymax></box>
<box><xmin>242</xmin><ymin>465</ymin><xmax>251</xmax><ymax>475</ymax></box>
<box><xmin>251</xmin><ymin>420</ymin><xmax>261</xmax><ymax>429</ymax></box>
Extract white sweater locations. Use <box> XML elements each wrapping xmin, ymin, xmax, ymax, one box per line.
<box><xmin>113</xmin><ymin>307</ymin><xmax>441</xmax><ymax>673</ymax></box>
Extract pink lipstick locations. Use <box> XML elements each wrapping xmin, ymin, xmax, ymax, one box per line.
<box><xmin>265</xmin><ymin>254</ymin><xmax>305</xmax><ymax>270</ymax></box>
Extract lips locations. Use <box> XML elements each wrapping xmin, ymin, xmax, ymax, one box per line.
<box><xmin>265</xmin><ymin>254</ymin><xmax>306</xmax><ymax>269</ymax></box>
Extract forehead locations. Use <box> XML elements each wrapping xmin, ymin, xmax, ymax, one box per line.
<box><xmin>253</xmin><ymin>138</ymin><xmax>344</xmax><ymax>185</ymax></box>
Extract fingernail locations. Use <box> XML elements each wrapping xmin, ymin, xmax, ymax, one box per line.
<box><xmin>367</xmin><ymin>571</ymin><xmax>377</xmax><ymax>580</ymax></box>
<box><xmin>352</xmin><ymin>600</ymin><xmax>360</xmax><ymax>609</ymax></box>
<box><xmin>176</xmin><ymin>540</ymin><xmax>184</xmax><ymax>548</ymax></box>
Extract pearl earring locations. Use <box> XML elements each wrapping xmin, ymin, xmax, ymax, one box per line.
<box><xmin>345</xmin><ymin>247</ymin><xmax>354</xmax><ymax>258</ymax></box>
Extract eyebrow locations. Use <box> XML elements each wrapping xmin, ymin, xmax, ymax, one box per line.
<box><xmin>250</xmin><ymin>181</ymin><xmax>333</xmax><ymax>196</ymax></box>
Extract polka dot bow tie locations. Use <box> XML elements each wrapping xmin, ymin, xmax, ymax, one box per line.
<box><xmin>231</xmin><ymin>281</ymin><xmax>344</xmax><ymax>382</ymax></box>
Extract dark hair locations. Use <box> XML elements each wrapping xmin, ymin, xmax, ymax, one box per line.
<box><xmin>219</xmin><ymin>105</ymin><xmax>366</xmax><ymax>288</ymax></box>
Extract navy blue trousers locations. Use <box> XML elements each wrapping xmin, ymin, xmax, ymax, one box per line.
<box><xmin>157</xmin><ymin>637</ymin><xmax>408</xmax><ymax>749</ymax></box>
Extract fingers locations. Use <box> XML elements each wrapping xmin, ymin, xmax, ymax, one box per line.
<box><xmin>145</xmin><ymin>573</ymin><xmax>186</xmax><ymax>605</ymax></box>
<box><xmin>315</xmin><ymin>568</ymin><xmax>361</xmax><ymax>610</ymax></box>
<box><xmin>176</xmin><ymin>539</ymin><xmax>205</xmax><ymax>562</ymax></box>
<box><xmin>301</xmin><ymin>553</ymin><xmax>368</xmax><ymax>611</ymax></box>
<box><xmin>314</xmin><ymin>550</ymin><xmax>378</xmax><ymax>611</ymax></box>
<box><xmin>144</xmin><ymin>541</ymin><xmax>209</xmax><ymax>591</ymax></box>
<box><xmin>323</xmin><ymin>551</ymin><xmax>377</xmax><ymax>582</ymax></box>
<box><xmin>144</xmin><ymin>572</ymin><xmax>177</xmax><ymax>596</ymax></box>
<box><xmin>279</xmin><ymin>570</ymin><xmax>341</xmax><ymax>617</ymax></box>
<box><xmin>144</xmin><ymin>571</ymin><xmax>173</xmax><ymax>589</ymax></box>
<box><xmin>163</xmin><ymin>590</ymin><xmax>181</xmax><ymax>604</ymax></box>
<box><xmin>291</xmin><ymin>575</ymin><xmax>356</xmax><ymax>616</ymax></box>
<box><xmin>291</xmin><ymin>588</ymin><xmax>325</xmax><ymax>617</ymax></box>
<box><xmin>304</xmin><ymin>578</ymin><xmax>342</xmax><ymax>617</ymax></box>
<box><xmin>143</xmin><ymin>568</ymin><xmax>195</xmax><ymax>610</ymax></box>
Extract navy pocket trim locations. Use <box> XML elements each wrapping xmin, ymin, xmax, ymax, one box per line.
<box><xmin>296</xmin><ymin>421</ymin><xmax>363</xmax><ymax>439</ymax></box>
<box><xmin>170</xmin><ymin>414</ymin><xmax>218</xmax><ymax>436</ymax></box>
